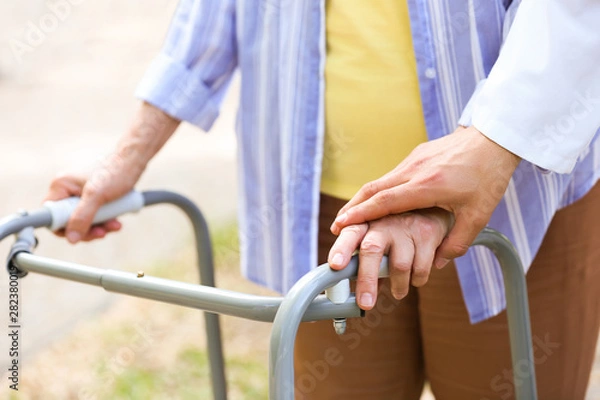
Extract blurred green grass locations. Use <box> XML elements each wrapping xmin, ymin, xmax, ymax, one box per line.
<box><xmin>98</xmin><ymin>222</ymin><xmax>269</xmax><ymax>400</ymax></box>
<box><xmin>109</xmin><ymin>347</ymin><xmax>267</xmax><ymax>400</ymax></box>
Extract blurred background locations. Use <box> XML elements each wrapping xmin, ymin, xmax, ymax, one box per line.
<box><xmin>0</xmin><ymin>1</ymin><xmax>598</xmax><ymax>399</ymax></box>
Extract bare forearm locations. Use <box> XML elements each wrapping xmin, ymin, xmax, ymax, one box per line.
<box><xmin>43</xmin><ymin>102</ymin><xmax>181</xmax><ymax>243</ymax></box>
<box><xmin>112</xmin><ymin>101</ymin><xmax>181</xmax><ymax>178</ymax></box>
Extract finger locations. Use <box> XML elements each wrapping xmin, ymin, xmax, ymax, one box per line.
<box><xmin>102</xmin><ymin>219</ymin><xmax>122</xmax><ymax>232</ymax></box>
<box><xmin>72</xmin><ymin>220</ymin><xmax>122</xmax><ymax>242</ymax></box>
<box><xmin>82</xmin><ymin>226</ymin><xmax>107</xmax><ymax>241</ymax></box>
<box><xmin>356</xmin><ymin>230</ymin><xmax>389</xmax><ymax>310</ymax></box>
<box><xmin>335</xmin><ymin>171</ymin><xmax>406</xmax><ymax>218</ymax></box>
<box><xmin>44</xmin><ymin>175</ymin><xmax>87</xmax><ymax>202</ymax></box>
<box><xmin>81</xmin><ymin>219</ymin><xmax>122</xmax><ymax>240</ymax></box>
<box><xmin>410</xmin><ymin>232</ymin><xmax>437</xmax><ymax>288</ymax></box>
<box><xmin>65</xmin><ymin>186</ymin><xmax>104</xmax><ymax>244</ymax></box>
<box><xmin>387</xmin><ymin>234</ymin><xmax>414</xmax><ymax>300</ymax></box>
<box><xmin>434</xmin><ymin>211</ymin><xmax>486</xmax><ymax>268</ymax></box>
<box><xmin>331</xmin><ymin>185</ymin><xmax>435</xmax><ymax>235</ymax></box>
<box><xmin>328</xmin><ymin>223</ymin><xmax>368</xmax><ymax>270</ymax></box>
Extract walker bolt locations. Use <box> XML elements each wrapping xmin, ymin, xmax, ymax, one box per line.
<box><xmin>333</xmin><ymin>318</ymin><xmax>346</xmax><ymax>335</ymax></box>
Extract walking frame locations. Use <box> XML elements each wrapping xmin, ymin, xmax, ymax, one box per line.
<box><xmin>1</xmin><ymin>190</ymin><xmax>538</xmax><ymax>399</ymax></box>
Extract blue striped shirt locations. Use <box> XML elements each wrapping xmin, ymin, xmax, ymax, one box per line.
<box><xmin>136</xmin><ymin>0</ymin><xmax>600</xmax><ymax>323</ymax></box>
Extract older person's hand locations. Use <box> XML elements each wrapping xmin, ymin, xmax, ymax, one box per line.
<box><xmin>328</xmin><ymin>208</ymin><xmax>452</xmax><ymax>310</ymax></box>
<box><xmin>330</xmin><ymin>126</ymin><xmax>521</xmax><ymax>269</ymax></box>
<box><xmin>44</xmin><ymin>102</ymin><xmax>180</xmax><ymax>243</ymax></box>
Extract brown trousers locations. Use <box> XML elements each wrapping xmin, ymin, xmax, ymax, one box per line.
<box><xmin>294</xmin><ymin>183</ymin><xmax>600</xmax><ymax>400</ymax></box>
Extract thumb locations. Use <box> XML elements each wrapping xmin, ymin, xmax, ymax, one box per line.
<box><xmin>64</xmin><ymin>189</ymin><xmax>103</xmax><ymax>244</ymax></box>
<box><xmin>433</xmin><ymin>211</ymin><xmax>486</xmax><ymax>268</ymax></box>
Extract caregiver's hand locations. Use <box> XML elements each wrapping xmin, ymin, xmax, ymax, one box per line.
<box><xmin>330</xmin><ymin>126</ymin><xmax>521</xmax><ymax>270</ymax></box>
<box><xmin>328</xmin><ymin>208</ymin><xmax>452</xmax><ymax>310</ymax></box>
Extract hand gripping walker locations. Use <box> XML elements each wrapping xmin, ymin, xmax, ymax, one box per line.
<box><xmin>1</xmin><ymin>190</ymin><xmax>538</xmax><ymax>399</ymax></box>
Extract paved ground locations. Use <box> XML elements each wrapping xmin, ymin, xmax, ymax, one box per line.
<box><xmin>0</xmin><ymin>1</ymin><xmax>598</xmax><ymax>399</ymax></box>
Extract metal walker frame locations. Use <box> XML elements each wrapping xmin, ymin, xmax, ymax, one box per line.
<box><xmin>1</xmin><ymin>190</ymin><xmax>537</xmax><ymax>399</ymax></box>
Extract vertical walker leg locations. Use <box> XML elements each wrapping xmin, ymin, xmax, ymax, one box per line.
<box><xmin>474</xmin><ymin>228</ymin><xmax>538</xmax><ymax>400</ymax></box>
<box><xmin>143</xmin><ymin>191</ymin><xmax>228</xmax><ymax>400</ymax></box>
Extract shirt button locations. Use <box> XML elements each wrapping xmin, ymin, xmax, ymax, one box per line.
<box><xmin>425</xmin><ymin>68</ymin><xmax>437</xmax><ymax>79</ymax></box>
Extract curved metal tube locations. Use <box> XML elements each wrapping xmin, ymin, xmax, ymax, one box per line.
<box><xmin>0</xmin><ymin>210</ymin><xmax>51</xmax><ymax>243</ymax></box>
<box><xmin>269</xmin><ymin>256</ymin><xmax>373</xmax><ymax>398</ymax></box>
<box><xmin>474</xmin><ymin>228</ymin><xmax>537</xmax><ymax>400</ymax></box>
<box><xmin>141</xmin><ymin>191</ymin><xmax>227</xmax><ymax>400</ymax></box>
<box><xmin>270</xmin><ymin>227</ymin><xmax>537</xmax><ymax>400</ymax></box>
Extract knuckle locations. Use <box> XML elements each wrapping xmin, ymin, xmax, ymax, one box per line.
<box><xmin>416</xmin><ymin>220</ymin><xmax>437</xmax><ymax>238</ymax></box>
<box><xmin>420</xmin><ymin>170</ymin><xmax>445</xmax><ymax>186</ymax></box>
<box><xmin>471</xmin><ymin>215</ymin><xmax>488</xmax><ymax>230</ymax></box>
<box><xmin>448</xmin><ymin>243</ymin><xmax>470</xmax><ymax>257</ymax></box>
<box><xmin>411</xmin><ymin>275</ymin><xmax>429</xmax><ymax>288</ymax></box>
<box><xmin>360</xmin><ymin>239</ymin><xmax>384</xmax><ymax>255</ymax></box>
<box><xmin>412</xmin><ymin>265</ymin><xmax>430</xmax><ymax>280</ymax></box>
<box><xmin>357</xmin><ymin>276</ymin><xmax>378</xmax><ymax>288</ymax></box>
<box><xmin>68</xmin><ymin>215</ymin><xmax>88</xmax><ymax>230</ymax></box>
<box><xmin>82</xmin><ymin>183</ymin><xmax>99</xmax><ymax>198</ymax></box>
<box><xmin>342</xmin><ymin>224</ymin><xmax>366</xmax><ymax>236</ymax></box>
<box><xmin>49</xmin><ymin>174</ymin><xmax>70</xmax><ymax>189</ymax></box>
<box><xmin>391</xmin><ymin>260</ymin><xmax>412</xmax><ymax>274</ymax></box>
<box><xmin>373</xmin><ymin>190</ymin><xmax>394</xmax><ymax>206</ymax></box>
<box><xmin>398</xmin><ymin>212</ymin><xmax>417</xmax><ymax>226</ymax></box>
<box><xmin>361</xmin><ymin>181</ymin><xmax>379</xmax><ymax>197</ymax></box>
<box><xmin>82</xmin><ymin>183</ymin><xmax>105</xmax><ymax>204</ymax></box>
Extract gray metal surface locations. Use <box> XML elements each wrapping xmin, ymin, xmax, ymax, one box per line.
<box><xmin>13</xmin><ymin>252</ymin><xmax>363</xmax><ymax>322</ymax></box>
<box><xmin>270</xmin><ymin>228</ymin><xmax>537</xmax><ymax>400</ymax></box>
<box><xmin>269</xmin><ymin>256</ymin><xmax>371</xmax><ymax>399</ymax></box>
<box><xmin>0</xmin><ymin>210</ymin><xmax>52</xmax><ymax>242</ymax></box>
<box><xmin>474</xmin><ymin>228</ymin><xmax>537</xmax><ymax>400</ymax></box>
<box><xmin>142</xmin><ymin>190</ymin><xmax>227</xmax><ymax>400</ymax></box>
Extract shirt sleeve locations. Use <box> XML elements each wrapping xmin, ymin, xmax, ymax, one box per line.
<box><xmin>135</xmin><ymin>0</ymin><xmax>237</xmax><ymax>131</ymax></box>
<box><xmin>466</xmin><ymin>0</ymin><xmax>600</xmax><ymax>173</ymax></box>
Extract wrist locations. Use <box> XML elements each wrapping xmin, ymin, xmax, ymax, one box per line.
<box><xmin>467</xmin><ymin>125</ymin><xmax>521</xmax><ymax>172</ymax></box>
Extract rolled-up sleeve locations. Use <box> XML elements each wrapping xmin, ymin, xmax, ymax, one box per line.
<box><xmin>468</xmin><ymin>0</ymin><xmax>600</xmax><ymax>173</ymax></box>
<box><xmin>135</xmin><ymin>0</ymin><xmax>237</xmax><ymax>131</ymax></box>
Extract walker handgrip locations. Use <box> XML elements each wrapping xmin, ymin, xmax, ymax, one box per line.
<box><xmin>43</xmin><ymin>191</ymin><xmax>145</xmax><ymax>231</ymax></box>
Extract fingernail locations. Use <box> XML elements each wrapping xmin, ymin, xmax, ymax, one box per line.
<box><xmin>435</xmin><ymin>258</ymin><xmax>450</xmax><ymax>269</ymax></box>
<box><xmin>66</xmin><ymin>231</ymin><xmax>81</xmax><ymax>244</ymax></box>
<box><xmin>331</xmin><ymin>253</ymin><xmax>344</xmax><ymax>267</ymax></box>
<box><xmin>335</xmin><ymin>213</ymin><xmax>347</xmax><ymax>224</ymax></box>
<box><xmin>360</xmin><ymin>293</ymin><xmax>373</xmax><ymax>308</ymax></box>
<box><xmin>392</xmin><ymin>291</ymin><xmax>405</xmax><ymax>300</ymax></box>
<box><xmin>329</xmin><ymin>223</ymin><xmax>338</xmax><ymax>234</ymax></box>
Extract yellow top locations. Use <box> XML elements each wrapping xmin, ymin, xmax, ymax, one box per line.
<box><xmin>321</xmin><ymin>0</ymin><xmax>429</xmax><ymax>200</ymax></box>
